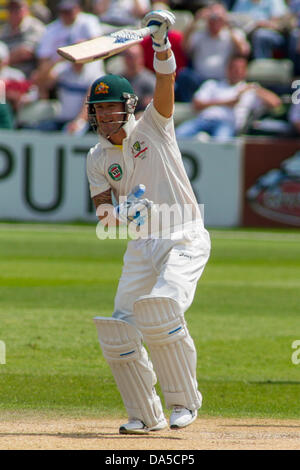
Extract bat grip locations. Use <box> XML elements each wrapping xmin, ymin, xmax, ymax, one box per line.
<box><xmin>138</xmin><ymin>24</ymin><xmax>160</xmax><ymax>38</ymax></box>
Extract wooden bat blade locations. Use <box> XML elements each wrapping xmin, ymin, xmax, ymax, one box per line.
<box><xmin>57</xmin><ymin>25</ymin><xmax>158</xmax><ymax>64</ymax></box>
<box><xmin>57</xmin><ymin>35</ymin><xmax>143</xmax><ymax>63</ymax></box>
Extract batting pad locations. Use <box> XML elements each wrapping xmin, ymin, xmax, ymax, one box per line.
<box><xmin>133</xmin><ymin>297</ymin><xmax>202</xmax><ymax>410</ymax></box>
<box><xmin>94</xmin><ymin>316</ymin><xmax>164</xmax><ymax>428</ymax></box>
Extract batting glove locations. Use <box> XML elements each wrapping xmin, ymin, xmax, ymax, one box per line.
<box><xmin>116</xmin><ymin>198</ymin><xmax>154</xmax><ymax>227</ymax></box>
<box><xmin>141</xmin><ymin>10</ymin><xmax>176</xmax><ymax>52</ymax></box>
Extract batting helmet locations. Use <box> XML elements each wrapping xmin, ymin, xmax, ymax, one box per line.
<box><xmin>87</xmin><ymin>74</ymin><xmax>138</xmax><ymax>134</ymax></box>
<box><xmin>87</xmin><ymin>74</ymin><xmax>135</xmax><ymax>104</ymax></box>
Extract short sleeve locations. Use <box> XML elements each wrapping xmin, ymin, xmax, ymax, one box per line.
<box><xmin>86</xmin><ymin>146</ymin><xmax>110</xmax><ymax>197</ymax></box>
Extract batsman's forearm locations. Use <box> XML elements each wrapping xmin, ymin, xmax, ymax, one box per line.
<box><xmin>93</xmin><ymin>189</ymin><xmax>120</xmax><ymax>226</ymax></box>
<box><xmin>96</xmin><ymin>204</ymin><xmax>120</xmax><ymax>226</ymax></box>
<box><xmin>153</xmin><ymin>49</ymin><xmax>175</xmax><ymax>118</ymax></box>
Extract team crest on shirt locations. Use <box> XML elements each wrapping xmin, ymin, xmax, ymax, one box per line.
<box><xmin>108</xmin><ymin>163</ymin><xmax>123</xmax><ymax>181</ymax></box>
<box><xmin>131</xmin><ymin>140</ymin><xmax>148</xmax><ymax>160</ymax></box>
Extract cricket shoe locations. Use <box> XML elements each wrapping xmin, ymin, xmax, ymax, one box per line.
<box><xmin>170</xmin><ymin>406</ymin><xmax>198</xmax><ymax>429</ymax></box>
<box><xmin>119</xmin><ymin>417</ymin><xmax>168</xmax><ymax>435</ymax></box>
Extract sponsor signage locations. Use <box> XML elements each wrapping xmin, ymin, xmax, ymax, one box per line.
<box><xmin>0</xmin><ymin>130</ymin><xmax>243</xmax><ymax>226</ymax></box>
<box><xmin>0</xmin><ymin>130</ymin><xmax>98</xmax><ymax>222</ymax></box>
<box><xmin>179</xmin><ymin>139</ymin><xmax>243</xmax><ymax>227</ymax></box>
<box><xmin>243</xmin><ymin>139</ymin><xmax>300</xmax><ymax>227</ymax></box>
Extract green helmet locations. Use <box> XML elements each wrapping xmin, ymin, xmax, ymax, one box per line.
<box><xmin>87</xmin><ymin>74</ymin><xmax>135</xmax><ymax>104</ymax></box>
<box><xmin>87</xmin><ymin>74</ymin><xmax>138</xmax><ymax>134</ymax></box>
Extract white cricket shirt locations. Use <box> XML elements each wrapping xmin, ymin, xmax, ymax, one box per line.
<box><xmin>86</xmin><ymin>101</ymin><xmax>203</xmax><ymax>233</ymax></box>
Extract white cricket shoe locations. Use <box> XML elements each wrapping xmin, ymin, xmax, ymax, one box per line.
<box><xmin>170</xmin><ymin>406</ymin><xmax>198</xmax><ymax>429</ymax></box>
<box><xmin>119</xmin><ymin>417</ymin><xmax>167</xmax><ymax>435</ymax></box>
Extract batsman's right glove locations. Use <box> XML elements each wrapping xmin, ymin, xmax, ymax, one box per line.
<box><xmin>141</xmin><ymin>10</ymin><xmax>176</xmax><ymax>52</ymax></box>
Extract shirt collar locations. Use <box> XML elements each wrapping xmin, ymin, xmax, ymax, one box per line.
<box><xmin>122</xmin><ymin>113</ymin><xmax>136</xmax><ymax>137</ymax></box>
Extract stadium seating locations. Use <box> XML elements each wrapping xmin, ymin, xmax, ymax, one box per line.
<box><xmin>246</xmin><ymin>58</ymin><xmax>294</xmax><ymax>94</ymax></box>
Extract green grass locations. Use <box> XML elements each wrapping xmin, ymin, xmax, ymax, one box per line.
<box><xmin>0</xmin><ymin>224</ymin><xmax>300</xmax><ymax>419</ymax></box>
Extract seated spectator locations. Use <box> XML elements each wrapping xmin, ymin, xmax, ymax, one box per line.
<box><xmin>35</xmin><ymin>0</ymin><xmax>103</xmax><ymax>99</ymax></box>
<box><xmin>31</xmin><ymin>59</ymin><xmax>102</xmax><ymax>133</ymax></box>
<box><xmin>37</xmin><ymin>0</ymin><xmax>102</xmax><ymax>64</ymax></box>
<box><xmin>0</xmin><ymin>40</ymin><xmax>37</xmax><ymax>115</ymax></box>
<box><xmin>0</xmin><ymin>40</ymin><xmax>25</xmax><ymax>81</ymax></box>
<box><xmin>121</xmin><ymin>44</ymin><xmax>156</xmax><ymax>115</ymax></box>
<box><xmin>0</xmin><ymin>0</ymin><xmax>45</xmax><ymax>78</ymax></box>
<box><xmin>232</xmin><ymin>0</ymin><xmax>289</xmax><ymax>59</ymax></box>
<box><xmin>92</xmin><ymin>0</ymin><xmax>151</xmax><ymax>27</ymax></box>
<box><xmin>175</xmin><ymin>55</ymin><xmax>282</xmax><ymax>140</ymax></box>
<box><xmin>175</xmin><ymin>2</ymin><xmax>250</xmax><ymax>102</ymax></box>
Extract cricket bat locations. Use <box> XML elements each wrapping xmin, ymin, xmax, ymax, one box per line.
<box><xmin>57</xmin><ymin>25</ymin><xmax>159</xmax><ymax>64</ymax></box>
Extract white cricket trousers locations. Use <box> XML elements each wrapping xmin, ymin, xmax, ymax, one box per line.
<box><xmin>113</xmin><ymin>226</ymin><xmax>211</xmax><ymax>323</ymax></box>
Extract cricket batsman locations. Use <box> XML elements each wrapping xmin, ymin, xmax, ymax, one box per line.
<box><xmin>86</xmin><ymin>10</ymin><xmax>211</xmax><ymax>434</ymax></box>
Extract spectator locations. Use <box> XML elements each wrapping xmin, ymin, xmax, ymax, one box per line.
<box><xmin>31</xmin><ymin>59</ymin><xmax>102</xmax><ymax>133</ymax></box>
<box><xmin>0</xmin><ymin>0</ymin><xmax>45</xmax><ymax>78</ymax></box>
<box><xmin>0</xmin><ymin>45</ymin><xmax>15</xmax><ymax>130</ymax></box>
<box><xmin>0</xmin><ymin>40</ymin><xmax>37</xmax><ymax>115</ymax></box>
<box><xmin>175</xmin><ymin>55</ymin><xmax>282</xmax><ymax>140</ymax></box>
<box><xmin>0</xmin><ymin>40</ymin><xmax>25</xmax><ymax>81</ymax></box>
<box><xmin>175</xmin><ymin>2</ymin><xmax>250</xmax><ymax>102</ymax></box>
<box><xmin>92</xmin><ymin>0</ymin><xmax>151</xmax><ymax>27</ymax></box>
<box><xmin>37</xmin><ymin>0</ymin><xmax>102</xmax><ymax>64</ymax></box>
<box><xmin>232</xmin><ymin>0</ymin><xmax>289</xmax><ymax>59</ymax></box>
<box><xmin>35</xmin><ymin>0</ymin><xmax>103</xmax><ymax>99</ymax></box>
<box><xmin>121</xmin><ymin>44</ymin><xmax>156</xmax><ymax>114</ymax></box>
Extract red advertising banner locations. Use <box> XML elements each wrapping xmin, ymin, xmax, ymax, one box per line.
<box><xmin>243</xmin><ymin>138</ymin><xmax>300</xmax><ymax>227</ymax></box>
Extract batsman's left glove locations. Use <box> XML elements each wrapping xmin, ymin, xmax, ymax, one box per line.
<box><xmin>114</xmin><ymin>185</ymin><xmax>154</xmax><ymax>227</ymax></box>
<box><xmin>116</xmin><ymin>198</ymin><xmax>154</xmax><ymax>227</ymax></box>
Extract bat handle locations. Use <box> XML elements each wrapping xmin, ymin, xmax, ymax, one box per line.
<box><xmin>138</xmin><ymin>24</ymin><xmax>160</xmax><ymax>39</ymax></box>
<box><xmin>127</xmin><ymin>184</ymin><xmax>146</xmax><ymax>202</ymax></box>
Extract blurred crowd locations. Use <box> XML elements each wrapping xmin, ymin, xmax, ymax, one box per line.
<box><xmin>0</xmin><ymin>0</ymin><xmax>299</xmax><ymax>139</ymax></box>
